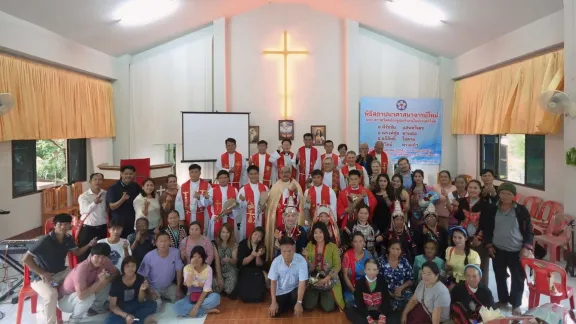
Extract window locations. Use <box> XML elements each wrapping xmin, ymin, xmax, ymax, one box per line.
<box><xmin>12</xmin><ymin>138</ymin><xmax>87</xmax><ymax>197</ymax></box>
<box><xmin>480</xmin><ymin>134</ymin><xmax>545</xmax><ymax>190</ymax></box>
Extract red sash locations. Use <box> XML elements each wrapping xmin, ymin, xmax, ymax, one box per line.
<box><xmin>277</xmin><ymin>151</ymin><xmax>296</xmax><ymax>179</ymax></box>
<box><xmin>251</xmin><ymin>153</ymin><xmax>273</xmax><ymax>187</ymax></box>
<box><xmin>243</xmin><ymin>183</ymin><xmax>267</xmax><ymax>237</ymax></box>
<box><xmin>344</xmin><ymin>249</ymin><xmax>358</xmax><ymax>286</ymax></box>
<box><xmin>342</xmin><ymin>164</ymin><xmax>364</xmax><ymax>178</ymax></box>
<box><xmin>369</xmin><ymin>150</ymin><xmax>389</xmax><ymax>174</ymax></box>
<box><xmin>209</xmin><ymin>185</ymin><xmax>236</xmax><ymax>236</ymax></box>
<box><xmin>308</xmin><ymin>185</ymin><xmax>331</xmax><ymax>217</ymax></box>
<box><xmin>320</xmin><ymin>153</ymin><xmax>338</xmax><ymax>170</ymax></box>
<box><xmin>331</xmin><ymin>169</ymin><xmax>341</xmax><ymax>196</ymax></box>
<box><xmin>180</xmin><ymin>180</ymin><xmax>209</xmax><ymax>229</ymax></box>
<box><xmin>221</xmin><ymin>152</ymin><xmax>243</xmax><ymax>189</ymax></box>
<box><xmin>297</xmin><ymin>146</ymin><xmax>319</xmax><ymax>188</ymax></box>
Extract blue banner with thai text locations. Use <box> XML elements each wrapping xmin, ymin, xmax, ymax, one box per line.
<box><xmin>359</xmin><ymin>97</ymin><xmax>442</xmax><ymax>165</ymax></box>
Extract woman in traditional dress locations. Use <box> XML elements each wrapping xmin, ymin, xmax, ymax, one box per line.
<box><xmin>345</xmin><ymin>258</ymin><xmax>390</xmax><ymax>324</ymax></box>
<box><xmin>341</xmin><ymin>203</ymin><xmax>383</xmax><ymax>256</ymax></box>
<box><xmin>212</xmin><ymin>223</ymin><xmax>238</xmax><ymax>297</ymax></box>
<box><xmin>377</xmin><ymin>240</ymin><xmax>414</xmax><ymax>312</ymax></box>
<box><xmin>302</xmin><ymin>222</ymin><xmax>345</xmax><ymax>312</ymax></box>
<box><xmin>236</xmin><ymin>226</ymin><xmax>267</xmax><ymax>303</ymax></box>
<box><xmin>432</xmin><ymin>170</ymin><xmax>456</xmax><ymax>229</ymax></box>
<box><xmin>342</xmin><ymin>232</ymin><xmax>372</xmax><ymax>306</ymax></box>
<box><xmin>391</xmin><ymin>174</ymin><xmax>410</xmax><ymax>217</ymax></box>
<box><xmin>417</xmin><ymin>204</ymin><xmax>449</xmax><ymax>258</ymax></box>
<box><xmin>309</xmin><ymin>205</ymin><xmax>340</xmax><ymax>246</ymax></box>
<box><xmin>409</xmin><ymin>170</ymin><xmax>433</xmax><ymax>230</ymax></box>
<box><xmin>159</xmin><ymin>174</ymin><xmax>179</xmax><ymax>226</ymax></box>
<box><xmin>447</xmin><ymin>175</ymin><xmax>469</xmax><ymax>227</ymax></box>
<box><xmin>450</xmin><ymin>264</ymin><xmax>494</xmax><ymax>324</ymax></box>
<box><xmin>162</xmin><ymin>210</ymin><xmax>188</xmax><ymax>249</ymax></box>
<box><xmin>402</xmin><ymin>261</ymin><xmax>451</xmax><ymax>324</ymax></box>
<box><xmin>451</xmin><ymin>180</ymin><xmax>495</xmax><ymax>286</ymax></box>
<box><xmin>273</xmin><ymin>199</ymin><xmax>307</xmax><ymax>255</ymax></box>
<box><xmin>383</xmin><ymin>201</ymin><xmax>417</xmax><ymax>263</ymax></box>
<box><xmin>179</xmin><ymin>221</ymin><xmax>214</xmax><ymax>265</ymax></box>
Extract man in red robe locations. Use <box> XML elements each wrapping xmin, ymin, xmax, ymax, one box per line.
<box><xmin>206</xmin><ymin>170</ymin><xmax>239</xmax><ymax>240</ymax></box>
<box><xmin>270</xmin><ymin>139</ymin><xmax>296</xmax><ymax>180</ymax></box>
<box><xmin>304</xmin><ymin>169</ymin><xmax>337</xmax><ymax>218</ymax></box>
<box><xmin>296</xmin><ymin>133</ymin><xmax>321</xmax><ymax>190</ymax></box>
<box><xmin>175</xmin><ymin>164</ymin><xmax>210</xmax><ymax>231</ymax></box>
<box><xmin>337</xmin><ymin>169</ymin><xmax>376</xmax><ymax>229</ymax></box>
<box><xmin>341</xmin><ymin>151</ymin><xmax>370</xmax><ymax>188</ymax></box>
<box><xmin>250</xmin><ymin>140</ymin><xmax>274</xmax><ymax>187</ymax></box>
<box><xmin>237</xmin><ymin>165</ymin><xmax>269</xmax><ymax>241</ymax></box>
<box><xmin>369</xmin><ymin>140</ymin><xmax>389</xmax><ymax>174</ymax></box>
<box><xmin>320</xmin><ymin>140</ymin><xmax>340</xmax><ymax>170</ymax></box>
<box><xmin>216</xmin><ymin>137</ymin><xmax>247</xmax><ymax>190</ymax></box>
<box><xmin>322</xmin><ymin>157</ymin><xmax>346</xmax><ymax>197</ymax></box>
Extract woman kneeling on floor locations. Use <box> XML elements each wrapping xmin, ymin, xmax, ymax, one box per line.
<box><xmin>174</xmin><ymin>246</ymin><xmax>221</xmax><ymax>318</ymax></box>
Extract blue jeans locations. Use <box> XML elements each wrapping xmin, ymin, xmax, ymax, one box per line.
<box><xmin>104</xmin><ymin>300</ymin><xmax>157</xmax><ymax>324</ymax></box>
<box><xmin>173</xmin><ymin>293</ymin><xmax>221</xmax><ymax>317</ymax></box>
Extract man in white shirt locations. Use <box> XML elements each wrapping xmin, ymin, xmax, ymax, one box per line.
<box><xmin>215</xmin><ymin>138</ymin><xmax>247</xmax><ymax>190</ymax></box>
<box><xmin>304</xmin><ymin>169</ymin><xmax>337</xmax><ymax>220</ymax></box>
<box><xmin>237</xmin><ymin>165</ymin><xmax>270</xmax><ymax>241</ymax></box>
<box><xmin>320</xmin><ymin>140</ymin><xmax>340</xmax><ymax>170</ymax></box>
<box><xmin>268</xmin><ymin>236</ymin><xmax>307</xmax><ymax>318</ymax></box>
<box><xmin>250</xmin><ymin>140</ymin><xmax>276</xmax><ymax>187</ymax></box>
<box><xmin>77</xmin><ymin>173</ymin><xmax>108</xmax><ymax>262</ymax></box>
<box><xmin>296</xmin><ymin>133</ymin><xmax>321</xmax><ymax>190</ymax></box>
<box><xmin>341</xmin><ymin>151</ymin><xmax>370</xmax><ymax>188</ymax></box>
<box><xmin>321</xmin><ymin>157</ymin><xmax>346</xmax><ymax>197</ymax></box>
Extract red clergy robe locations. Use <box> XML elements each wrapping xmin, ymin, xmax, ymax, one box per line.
<box><xmin>241</xmin><ymin>182</ymin><xmax>268</xmax><ymax>238</ymax></box>
<box><xmin>179</xmin><ymin>179</ymin><xmax>210</xmax><ymax>229</ymax></box>
<box><xmin>369</xmin><ymin>150</ymin><xmax>389</xmax><ymax>174</ymax></box>
<box><xmin>308</xmin><ymin>184</ymin><xmax>332</xmax><ymax>217</ymax></box>
<box><xmin>337</xmin><ymin>186</ymin><xmax>377</xmax><ymax>229</ymax></box>
<box><xmin>320</xmin><ymin>153</ymin><xmax>339</xmax><ymax>170</ymax></box>
<box><xmin>207</xmin><ymin>185</ymin><xmax>237</xmax><ymax>239</ymax></box>
<box><xmin>221</xmin><ymin>152</ymin><xmax>243</xmax><ymax>189</ymax></box>
<box><xmin>250</xmin><ymin>153</ymin><xmax>273</xmax><ymax>187</ymax></box>
<box><xmin>297</xmin><ymin>146</ymin><xmax>319</xmax><ymax>190</ymax></box>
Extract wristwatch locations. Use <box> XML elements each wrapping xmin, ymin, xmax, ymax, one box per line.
<box><xmin>297</xmin><ymin>300</ymin><xmax>303</xmax><ymax>304</ymax></box>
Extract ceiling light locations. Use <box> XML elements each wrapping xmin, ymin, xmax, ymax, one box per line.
<box><xmin>115</xmin><ymin>0</ymin><xmax>180</xmax><ymax>27</ymax></box>
<box><xmin>386</xmin><ymin>0</ymin><xmax>446</xmax><ymax>27</ymax></box>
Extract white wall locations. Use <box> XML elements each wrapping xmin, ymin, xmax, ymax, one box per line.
<box><xmin>452</xmin><ymin>10</ymin><xmax>563</xmax><ymax>79</ymax></box>
<box><xmin>229</xmin><ymin>3</ymin><xmax>344</xmax><ymax>150</ymax></box>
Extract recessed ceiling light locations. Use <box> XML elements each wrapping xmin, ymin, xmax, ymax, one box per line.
<box><xmin>115</xmin><ymin>0</ymin><xmax>180</xmax><ymax>27</ymax></box>
<box><xmin>386</xmin><ymin>0</ymin><xmax>446</xmax><ymax>27</ymax></box>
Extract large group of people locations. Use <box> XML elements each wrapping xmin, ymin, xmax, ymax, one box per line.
<box><xmin>24</xmin><ymin>133</ymin><xmax>537</xmax><ymax>324</ymax></box>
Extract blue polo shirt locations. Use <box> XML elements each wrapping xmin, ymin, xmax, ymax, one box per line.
<box><xmin>268</xmin><ymin>253</ymin><xmax>308</xmax><ymax>296</ymax></box>
<box><xmin>106</xmin><ymin>180</ymin><xmax>141</xmax><ymax>232</ymax></box>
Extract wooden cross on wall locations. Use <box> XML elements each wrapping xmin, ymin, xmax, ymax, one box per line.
<box><xmin>263</xmin><ymin>31</ymin><xmax>308</xmax><ymax>119</ymax></box>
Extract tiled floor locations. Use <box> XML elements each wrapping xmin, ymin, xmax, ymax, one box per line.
<box><xmin>1</xmin><ymin>259</ymin><xmax>575</xmax><ymax>323</ymax></box>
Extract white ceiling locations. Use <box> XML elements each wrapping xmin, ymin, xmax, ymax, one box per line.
<box><xmin>0</xmin><ymin>0</ymin><xmax>564</xmax><ymax>57</ymax></box>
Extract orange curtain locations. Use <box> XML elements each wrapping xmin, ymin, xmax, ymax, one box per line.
<box><xmin>451</xmin><ymin>49</ymin><xmax>564</xmax><ymax>135</ymax></box>
<box><xmin>0</xmin><ymin>53</ymin><xmax>115</xmax><ymax>141</ymax></box>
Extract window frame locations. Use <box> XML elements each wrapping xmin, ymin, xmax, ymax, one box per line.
<box><xmin>479</xmin><ymin>134</ymin><xmax>546</xmax><ymax>191</ymax></box>
<box><xmin>11</xmin><ymin>139</ymin><xmax>88</xmax><ymax>198</ymax></box>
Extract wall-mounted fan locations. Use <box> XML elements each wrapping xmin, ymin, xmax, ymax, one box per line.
<box><xmin>0</xmin><ymin>93</ymin><xmax>15</xmax><ymax>116</ymax></box>
<box><xmin>538</xmin><ymin>90</ymin><xmax>576</xmax><ymax>118</ymax></box>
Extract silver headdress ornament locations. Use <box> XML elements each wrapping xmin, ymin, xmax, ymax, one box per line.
<box><xmin>423</xmin><ymin>203</ymin><xmax>437</xmax><ymax>217</ymax></box>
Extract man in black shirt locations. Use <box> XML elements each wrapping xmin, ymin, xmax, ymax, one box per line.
<box><xmin>23</xmin><ymin>213</ymin><xmax>95</xmax><ymax>324</ymax></box>
<box><xmin>106</xmin><ymin>165</ymin><xmax>141</xmax><ymax>238</ymax></box>
<box><xmin>480</xmin><ymin>169</ymin><xmax>499</xmax><ymax>205</ymax></box>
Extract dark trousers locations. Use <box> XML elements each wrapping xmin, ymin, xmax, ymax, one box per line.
<box><xmin>493</xmin><ymin>248</ymin><xmax>525</xmax><ymax>308</ymax></box>
<box><xmin>472</xmin><ymin>245</ymin><xmax>490</xmax><ymax>286</ymax></box>
<box><xmin>77</xmin><ymin>224</ymin><xmax>108</xmax><ymax>262</ymax></box>
<box><xmin>273</xmin><ymin>287</ymin><xmax>298</xmax><ymax>317</ymax></box>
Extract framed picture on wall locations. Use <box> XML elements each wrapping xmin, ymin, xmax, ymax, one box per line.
<box><xmin>310</xmin><ymin>125</ymin><xmax>326</xmax><ymax>146</ymax></box>
<box><xmin>278</xmin><ymin>120</ymin><xmax>294</xmax><ymax>140</ymax></box>
<box><xmin>249</xmin><ymin>126</ymin><xmax>260</xmax><ymax>143</ymax></box>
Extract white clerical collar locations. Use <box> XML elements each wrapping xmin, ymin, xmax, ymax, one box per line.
<box><xmin>259</xmin><ymin>153</ymin><xmax>266</xmax><ymax>156</ymax></box>
<box><xmin>348</xmin><ymin>165</ymin><xmax>356</xmax><ymax>169</ymax></box>
<box><xmin>325</xmin><ymin>170</ymin><xmax>333</xmax><ymax>173</ymax></box>
<box><xmin>220</xmin><ymin>185</ymin><xmax>228</xmax><ymax>189</ymax></box>
<box><xmin>191</xmin><ymin>179</ymin><xmax>200</xmax><ymax>184</ymax></box>
<box><xmin>351</xmin><ymin>186</ymin><xmax>360</xmax><ymax>190</ymax></box>
<box><xmin>250</xmin><ymin>182</ymin><xmax>259</xmax><ymax>187</ymax></box>
<box><xmin>314</xmin><ymin>184</ymin><xmax>323</xmax><ymax>188</ymax></box>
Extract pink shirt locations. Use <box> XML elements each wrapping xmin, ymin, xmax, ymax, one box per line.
<box><xmin>179</xmin><ymin>236</ymin><xmax>214</xmax><ymax>265</ymax></box>
<box><xmin>432</xmin><ymin>184</ymin><xmax>456</xmax><ymax>218</ymax></box>
<box><xmin>58</xmin><ymin>255</ymin><xmax>118</xmax><ymax>296</ymax></box>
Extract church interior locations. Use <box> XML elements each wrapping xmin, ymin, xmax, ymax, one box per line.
<box><xmin>0</xmin><ymin>0</ymin><xmax>575</xmax><ymax>323</ymax></box>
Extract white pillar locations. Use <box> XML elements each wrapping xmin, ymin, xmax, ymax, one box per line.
<box><xmin>213</xmin><ymin>17</ymin><xmax>227</xmax><ymax>112</ymax></box>
<box><xmin>564</xmin><ymin>0</ymin><xmax>576</xmax><ymax>215</ymax></box>
<box><xmin>345</xmin><ymin>19</ymin><xmax>360</xmax><ymax>149</ymax></box>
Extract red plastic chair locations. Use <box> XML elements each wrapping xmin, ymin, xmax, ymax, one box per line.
<box><xmin>534</xmin><ymin>213</ymin><xmax>575</xmax><ymax>262</ymax></box>
<box><xmin>520</xmin><ymin>258</ymin><xmax>575</xmax><ymax>309</ymax></box>
<box><xmin>522</xmin><ymin>196</ymin><xmax>543</xmax><ymax>219</ymax></box>
<box><xmin>533</xmin><ymin>201</ymin><xmax>563</xmax><ymax>235</ymax></box>
<box><xmin>16</xmin><ymin>265</ymin><xmax>63</xmax><ymax>324</ymax></box>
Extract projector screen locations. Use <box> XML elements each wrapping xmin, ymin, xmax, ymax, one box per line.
<box><xmin>182</xmin><ymin>112</ymin><xmax>250</xmax><ymax>162</ymax></box>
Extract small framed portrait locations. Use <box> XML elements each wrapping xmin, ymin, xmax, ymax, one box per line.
<box><xmin>310</xmin><ymin>125</ymin><xmax>326</xmax><ymax>146</ymax></box>
<box><xmin>249</xmin><ymin>126</ymin><xmax>260</xmax><ymax>143</ymax></box>
<box><xmin>278</xmin><ymin>120</ymin><xmax>294</xmax><ymax>140</ymax></box>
